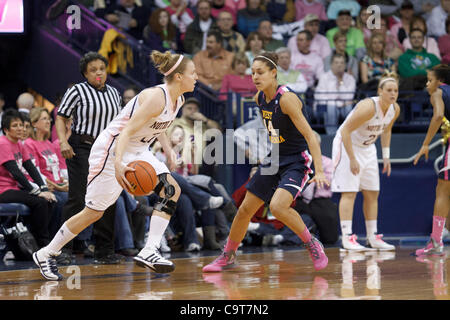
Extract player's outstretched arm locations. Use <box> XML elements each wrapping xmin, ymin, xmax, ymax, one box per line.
<box><xmin>414</xmin><ymin>89</ymin><xmax>444</xmax><ymax>165</ymax></box>
<box><xmin>279</xmin><ymin>92</ymin><xmax>329</xmax><ymax>189</ymax></box>
<box><xmin>380</xmin><ymin>103</ymin><xmax>400</xmax><ymax>176</ymax></box>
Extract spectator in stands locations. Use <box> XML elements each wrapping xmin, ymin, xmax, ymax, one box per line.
<box><xmin>237</xmin><ymin>0</ymin><xmax>269</xmax><ymax>38</ymax></box>
<box><xmin>193</xmin><ymin>30</ymin><xmax>234</xmax><ymax>91</ymax></box>
<box><xmin>122</xmin><ymin>85</ymin><xmax>139</xmax><ymax>107</ymax></box>
<box><xmin>326</xmin><ymin>9</ymin><xmax>366</xmax><ymax>61</ymax></box>
<box><xmin>265</xmin><ymin>0</ymin><xmax>295</xmax><ymax>23</ymax></box>
<box><xmin>324</xmin><ymin>31</ymin><xmax>359</xmax><ymax>82</ymax></box>
<box><xmin>216</xmin><ymin>11</ymin><xmax>246</xmax><ymax>54</ymax></box>
<box><xmin>244</xmin><ymin>31</ymin><xmax>263</xmax><ymax>74</ymax></box>
<box><xmin>220</xmin><ymin>52</ymin><xmax>256</xmax><ymax>100</ymax></box>
<box><xmin>276</xmin><ymin>47</ymin><xmax>308</xmax><ymax>93</ymax></box>
<box><xmin>356</xmin><ymin>5</ymin><xmax>371</xmax><ymax>43</ymax></box>
<box><xmin>403</xmin><ymin>15</ymin><xmax>442</xmax><ymax>60</ymax></box>
<box><xmin>258</xmin><ymin>20</ymin><xmax>284</xmax><ymax>52</ymax></box>
<box><xmin>390</xmin><ymin>1</ymin><xmax>415</xmax><ymax>45</ymax></box>
<box><xmin>170</xmin><ymin>97</ymin><xmax>221</xmax><ymax>166</ymax></box>
<box><xmin>183</xmin><ymin>0</ymin><xmax>215</xmax><ymax>55</ymax></box>
<box><xmin>26</xmin><ymin>107</ymin><xmax>68</xmax><ymax>238</ymax></box>
<box><xmin>426</xmin><ymin>0</ymin><xmax>450</xmax><ymax>38</ymax></box>
<box><xmin>0</xmin><ymin>110</ymin><xmax>56</xmax><ymax>248</ymax></box>
<box><xmin>225</xmin><ymin>0</ymin><xmax>246</xmax><ymax>19</ymax></box>
<box><xmin>16</xmin><ymin>93</ymin><xmax>34</xmax><ymax>115</ymax></box>
<box><xmin>290</xmin><ymin>30</ymin><xmax>324</xmax><ymax>89</ymax></box>
<box><xmin>404</xmin><ymin>0</ymin><xmax>440</xmax><ymax>17</ymax></box>
<box><xmin>314</xmin><ymin>53</ymin><xmax>356</xmax><ymax>135</ymax></box>
<box><xmin>210</xmin><ymin>0</ymin><xmax>236</xmax><ymax>23</ymax></box>
<box><xmin>166</xmin><ymin>0</ymin><xmax>195</xmax><ymax>42</ymax></box>
<box><xmin>294</xmin><ymin>0</ymin><xmax>327</xmax><ymax>22</ymax></box>
<box><xmin>326</xmin><ymin>0</ymin><xmax>360</xmax><ymax>20</ymax></box>
<box><xmin>288</xmin><ymin>14</ymin><xmax>331</xmax><ymax>61</ymax></box>
<box><xmin>360</xmin><ymin>34</ymin><xmax>396</xmax><ymax>89</ymax></box>
<box><xmin>104</xmin><ymin>0</ymin><xmax>151</xmax><ymax>39</ymax></box>
<box><xmin>438</xmin><ymin>17</ymin><xmax>450</xmax><ymax>64</ymax></box>
<box><xmin>398</xmin><ymin>29</ymin><xmax>441</xmax><ymax>80</ymax></box>
<box><xmin>143</xmin><ymin>8</ymin><xmax>181</xmax><ymax>53</ymax></box>
<box><xmin>371</xmin><ymin>15</ymin><xmax>404</xmax><ymax>61</ymax></box>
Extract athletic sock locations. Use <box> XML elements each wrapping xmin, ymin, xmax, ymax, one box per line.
<box><xmin>365</xmin><ymin>220</ymin><xmax>377</xmax><ymax>238</ymax></box>
<box><xmin>145</xmin><ymin>215</ymin><xmax>170</xmax><ymax>250</ymax></box>
<box><xmin>298</xmin><ymin>226</ymin><xmax>312</xmax><ymax>244</ymax></box>
<box><xmin>340</xmin><ymin>220</ymin><xmax>352</xmax><ymax>236</ymax></box>
<box><xmin>224</xmin><ymin>238</ymin><xmax>240</xmax><ymax>253</ymax></box>
<box><xmin>431</xmin><ymin>216</ymin><xmax>446</xmax><ymax>243</ymax></box>
<box><xmin>45</xmin><ymin>223</ymin><xmax>77</xmax><ymax>253</ymax></box>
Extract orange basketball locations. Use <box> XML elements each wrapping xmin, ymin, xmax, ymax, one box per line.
<box><xmin>124</xmin><ymin>160</ymin><xmax>158</xmax><ymax>196</ymax></box>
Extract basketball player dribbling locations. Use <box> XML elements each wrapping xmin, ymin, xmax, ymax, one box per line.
<box><xmin>203</xmin><ymin>52</ymin><xmax>330</xmax><ymax>273</ymax></box>
<box><xmin>414</xmin><ymin>64</ymin><xmax>450</xmax><ymax>256</ymax></box>
<box><xmin>33</xmin><ymin>50</ymin><xmax>198</xmax><ymax>280</ymax></box>
<box><xmin>332</xmin><ymin>72</ymin><xmax>400</xmax><ymax>251</ymax></box>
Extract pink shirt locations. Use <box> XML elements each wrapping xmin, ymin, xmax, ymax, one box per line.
<box><xmin>438</xmin><ymin>34</ymin><xmax>450</xmax><ymax>64</ymax></box>
<box><xmin>25</xmin><ymin>138</ymin><xmax>64</xmax><ymax>184</ymax></box>
<box><xmin>225</xmin><ymin>0</ymin><xmax>246</xmax><ymax>17</ymax></box>
<box><xmin>219</xmin><ymin>74</ymin><xmax>257</xmax><ymax>100</ymax></box>
<box><xmin>289</xmin><ymin>50</ymin><xmax>324</xmax><ymax>88</ymax></box>
<box><xmin>288</xmin><ymin>33</ymin><xmax>331</xmax><ymax>60</ymax></box>
<box><xmin>0</xmin><ymin>136</ymin><xmax>30</xmax><ymax>194</ymax></box>
<box><xmin>295</xmin><ymin>0</ymin><xmax>327</xmax><ymax>21</ymax></box>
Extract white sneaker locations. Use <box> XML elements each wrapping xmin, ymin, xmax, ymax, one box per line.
<box><xmin>186</xmin><ymin>243</ymin><xmax>201</xmax><ymax>252</ymax></box>
<box><xmin>209</xmin><ymin>196</ymin><xmax>224</xmax><ymax>209</ymax></box>
<box><xmin>340</xmin><ymin>251</ymin><xmax>366</xmax><ymax>262</ymax></box>
<box><xmin>33</xmin><ymin>249</ymin><xmax>63</xmax><ymax>281</ymax></box>
<box><xmin>134</xmin><ymin>247</ymin><xmax>175</xmax><ymax>273</ymax></box>
<box><xmin>366</xmin><ymin>234</ymin><xmax>395</xmax><ymax>251</ymax></box>
<box><xmin>340</xmin><ymin>234</ymin><xmax>367</xmax><ymax>251</ymax></box>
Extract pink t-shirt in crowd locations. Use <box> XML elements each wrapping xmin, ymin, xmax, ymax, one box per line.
<box><xmin>288</xmin><ymin>33</ymin><xmax>331</xmax><ymax>60</ymax></box>
<box><xmin>25</xmin><ymin>138</ymin><xmax>64</xmax><ymax>184</ymax></box>
<box><xmin>289</xmin><ymin>50</ymin><xmax>324</xmax><ymax>88</ymax></box>
<box><xmin>295</xmin><ymin>0</ymin><xmax>327</xmax><ymax>21</ymax></box>
<box><xmin>219</xmin><ymin>74</ymin><xmax>257</xmax><ymax>100</ymax></box>
<box><xmin>0</xmin><ymin>135</ymin><xmax>30</xmax><ymax>194</ymax></box>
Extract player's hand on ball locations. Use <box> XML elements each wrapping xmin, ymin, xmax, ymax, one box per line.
<box><xmin>413</xmin><ymin>145</ymin><xmax>429</xmax><ymax>165</ymax></box>
<box><xmin>309</xmin><ymin>171</ymin><xmax>329</xmax><ymax>189</ymax></box>
<box><xmin>115</xmin><ymin>161</ymin><xmax>135</xmax><ymax>193</ymax></box>
<box><xmin>350</xmin><ymin>158</ymin><xmax>360</xmax><ymax>175</ymax></box>
<box><xmin>382</xmin><ymin>158</ymin><xmax>391</xmax><ymax>176</ymax></box>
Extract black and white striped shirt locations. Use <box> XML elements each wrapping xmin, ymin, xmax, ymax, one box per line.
<box><xmin>58</xmin><ymin>82</ymin><xmax>122</xmax><ymax>138</ymax></box>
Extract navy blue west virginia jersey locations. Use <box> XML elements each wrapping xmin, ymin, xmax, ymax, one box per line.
<box><xmin>246</xmin><ymin>85</ymin><xmax>314</xmax><ymax>203</ymax></box>
<box><xmin>439</xmin><ymin>84</ymin><xmax>450</xmax><ymax>180</ymax></box>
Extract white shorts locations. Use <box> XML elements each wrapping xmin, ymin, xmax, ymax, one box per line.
<box><xmin>331</xmin><ymin>136</ymin><xmax>379</xmax><ymax>192</ymax></box>
<box><xmin>85</xmin><ymin>133</ymin><xmax>169</xmax><ymax>211</ymax></box>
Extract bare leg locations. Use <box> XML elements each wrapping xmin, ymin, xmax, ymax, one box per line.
<box><xmin>339</xmin><ymin>192</ymin><xmax>357</xmax><ymax>221</ymax></box>
<box><xmin>361</xmin><ymin>190</ymin><xmax>379</xmax><ymax>221</ymax></box>
<box><xmin>433</xmin><ymin>179</ymin><xmax>450</xmax><ymax>219</ymax></box>
<box><xmin>269</xmin><ymin>188</ymin><xmax>307</xmax><ymax>236</ymax></box>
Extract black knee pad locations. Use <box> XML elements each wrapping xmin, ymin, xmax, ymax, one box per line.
<box><xmin>154</xmin><ymin>197</ymin><xmax>177</xmax><ymax>216</ymax></box>
<box><xmin>153</xmin><ymin>173</ymin><xmax>176</xmax><ymax>198</ymax></box>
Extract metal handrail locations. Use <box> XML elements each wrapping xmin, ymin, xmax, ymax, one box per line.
<box><xmin>377</xmin><ymin>138</ymin><xmax>444</xmax><ymax>164</ymax></box>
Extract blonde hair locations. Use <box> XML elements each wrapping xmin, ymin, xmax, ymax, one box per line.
<box><xmin>150</xmin><ymin>50</ymin><xmax>189</xmax><ymax>81</ymax></box>
<box><xmin>30</xmin><ymin>107</ymin><xmax>51</xmax><ymax>141</ymax></box>
<box><xmin>367</xmin><ymin>33</ymin><xmax>387</xmax><ymax>60</ymax></box>
<box><xmin>378</xmin><ymin>71</ymin><xmax>399</xmax><ymax>89</ymax></box>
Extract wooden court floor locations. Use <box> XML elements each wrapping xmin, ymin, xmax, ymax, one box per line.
<box><xmin>0</xmin><ymin>247</ymin><xmax>448</xmax><ymax>300</ymax></box>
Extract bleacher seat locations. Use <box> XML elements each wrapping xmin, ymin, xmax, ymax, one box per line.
<box><xmin>0</xmin><ymin>203</ymin><xmax>31</xmax><ymax>217</ymax></box>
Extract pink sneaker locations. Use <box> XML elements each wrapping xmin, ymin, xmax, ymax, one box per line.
<box><xmin>415</xmin><ymin>238</ymin><xmax>444</xmax><ymax>256</ymax></box>
<box><xmin>305</xmin><ymin>236</ymin><xmax>328</xmax><ymax>271</ymax></box>
<box><xmin>202</xmin><ymin>251</ymin><xmax>237</xmax><ymax>272</ymax></box>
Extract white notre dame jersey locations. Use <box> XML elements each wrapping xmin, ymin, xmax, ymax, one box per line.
<box><xmin>105</xmin><ymin>83</ymin><xmax>184</xmax><ymax>150</ymax></box>
<box><xmin>336</xmin><ymin>96</ymin><xmax>396</xmax><ymax>147</ymax></box>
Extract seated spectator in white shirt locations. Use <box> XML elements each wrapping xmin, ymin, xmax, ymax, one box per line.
<box><xmin>426</xmin><ymin>0</ymin><xmax>450</xmax><ymax>38</ymax></box>
<box><xmin>314</xmin><ymin>53</ymin><xmax>356</xmax><ymax>135</ymax></box>
<box><xmin>287</xmin><ymin>14</ymin><xmax>331</xmax><ymax>60</ymax></box>
<box><xmin>324</xmin><ymin>30</ymin><xmax>359</xmax><ymax>82</ymax></box>
<box><xmin>289</xmin><ymin>30</ymin><xmax>324</xmax><ymax>89</ymax></box>
<box><xmin>275</xmin><ymin>47</ymin><xmax>308</xmax><ymax>93</ymax></box>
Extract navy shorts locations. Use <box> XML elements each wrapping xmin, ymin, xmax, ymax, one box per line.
<box><xmin>246</xmin><ymin>151</ymin><xmax>313</xmax><ymax>203</ymax></box>
<box><xmin>438</xmin><ymin>140</ymin><xmax>450</xmax><ymax>181</ymax></box>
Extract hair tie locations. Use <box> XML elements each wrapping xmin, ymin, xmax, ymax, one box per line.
<box><xmin>254</xmin><ymin>55</ymin><xmax>277</xmax><ymax>68</ymax></box>
<box><xmin>164</xmin><ymin>55</ymin><xmax>184</xmax><ymax>76</ymax></box>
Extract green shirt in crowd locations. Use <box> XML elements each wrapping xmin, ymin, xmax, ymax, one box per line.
<box><xmin>326</xmin><ymin>27</ymin><xmax>365</xmax><ymax>58</ymax></box>
<box><xmin>398</xmin><ymin>48</ymin><xmax>441</xmax><ymax>78</ymax></box>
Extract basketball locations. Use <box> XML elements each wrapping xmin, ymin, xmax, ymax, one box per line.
<box><xmin>125</xmin><ymin>160</ymin><xmax>158</xmax><ymax>196</ymax></box>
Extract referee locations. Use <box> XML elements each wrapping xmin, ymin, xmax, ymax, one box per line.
<box><xmin>55</xmin><ymin>52</ymin><xmax>122</xmax><ymax>265</ymax></box>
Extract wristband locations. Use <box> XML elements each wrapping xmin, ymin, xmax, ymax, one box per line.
<box><xmin>40</xmin><ymin>185</ymin><xmax>49</xmax><ymax>192</ymax></box>
<box><xmin>29</xmin><ymin>186</ymin><xmax>40</xmax><ymax>196</ymax></box>
<box><xmin>382</xmin><ymin>147</ymin><xmax>390</xmax><ymax>159</ymax></box>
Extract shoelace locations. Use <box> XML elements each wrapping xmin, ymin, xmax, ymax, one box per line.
<box><xmin>48</xmin><ymin>257</ymin><xmax>59</xmax><ymax>274</ymax></box>
<box><xmin>305</xmin><ymin>241</ymin><xmax>321</xmax><ymax>260</ymax></box>
<box><xmin>375</xmin><ymin>234</ymin><xmax>384</xmax><ymax>241</ymax></box>
<box><xmin>349</xmin><ymin>234</ymin><xmax>358</xmax><ymax>244</ymax></box>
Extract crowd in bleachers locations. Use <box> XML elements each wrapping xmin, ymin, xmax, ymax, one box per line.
<box><xmin>1</xmin><ymin>0</ymin><xmax>450</xmax><ymax>261</ymax></box>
